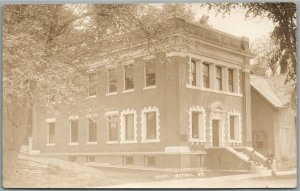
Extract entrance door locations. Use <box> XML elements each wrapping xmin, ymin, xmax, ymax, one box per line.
<box><xmin>212</xmin><ymin>120</ymin><xmax>220</xmax><ymax>147</ymax></box>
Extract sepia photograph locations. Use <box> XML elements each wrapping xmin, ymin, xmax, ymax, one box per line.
<box><xmin>2</xmin><ymin>2</ymin><xmax>297</xmax><ymax>188</ymax></box>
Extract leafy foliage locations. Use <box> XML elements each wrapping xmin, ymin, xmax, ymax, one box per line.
<box><xmin>205</xmin><ymin>2</ymin><xmax>296</xmax><ymax>81</ymax></box>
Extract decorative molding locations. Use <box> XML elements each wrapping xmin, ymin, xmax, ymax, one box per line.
<box><xmin>105</xmin><ymin>111</ymin><xmax>118</xmax><ymax>116</ymax></box>
<box><xmin>46</xmin><ymin>118</ymin><xmax>56</xmax><ymax>123</ymax></box>
<box><xmin>120</xmin><ymin>109</ymin><xmax>137</xmax><ymax>144</ymax></box>
<box><xmin>186</xmin><ymin>84</ymin><xmax>243</xmax><ymax>97</ymax></box>
<box><xmin>188</xmin><ymin>106</ymin><xmax>206</xmax><ymax>142</ymax></box>
<box><xmin>141</xmin><ymin>106</ymin><xmax>160</xmax><ymax>143</ymax></box>
<box><xmin>143</xmin><ymin>54</ymin><xmax>155</xmax><ymax>61</ymax></box>
<box><xmin>68</xmin><ymin>115</ymin><xmax>79</xmax><ymax>120</ymax></box>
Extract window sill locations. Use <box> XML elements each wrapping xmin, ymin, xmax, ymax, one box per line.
<box><xmin>46</xmin><ymin>143</ymin><xmax>55</xmax><ymax>146</ymax></box>
<box><xmin>141</xmin><ymin>139</ymin><xmax>160</xmax><ymax>143</ymax></box>
<box><xmin>186</xmin><ymin>84</ymin><xmax>243</xmax><ymax>97</ymax></box>
<box><xmin>228</xmin><ymin>140</ymin><xmax>242</xmax><ymax>144</ymax></box>
<box><xmin>106</xmin><ymin>92</ymin><xmax>117</xmax><ymax>96</ymax></box>
<box><xmin>143</xmin><ymin>86</ymin><xmax>156</xmax><ymax>90</ymax></box>
<box><xmin>68</xmin><ymin>142</ymin><xmax>79</xmax><ymax>146</ymax></box>
<box><xmin>86</xmin><ymin>142</ymin><xmax>97</xmax><ymax>145</ymax></box>
<box><xmin>122</xmin><ymin>89</ymin><xmax>134</xmax><ymax>94</ymax></box>
<box><xmin>120</xmin><ymin>140</ymin><xmax>137</xmax><ymax>144</ymax></box>
<box><xmin>106</xmin><ymin>141</ymin><xmax>119</xmax><ymax>144</ymax></box>
<box><xmin>87</xmin><ymin>95</ymin><xmax>96</xmax><ymax>99</ymax></box>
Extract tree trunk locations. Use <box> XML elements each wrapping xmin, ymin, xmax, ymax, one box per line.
<box><xmin>3</xmin><ymin>100</ymin><xmax>31</xmax><ymax>186</ymax></box>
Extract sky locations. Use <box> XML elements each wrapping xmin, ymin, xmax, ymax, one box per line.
<box><xmin>190</xmin><ymin>4</ymin><xmax>275</xmax><ymax>43</ymax></box>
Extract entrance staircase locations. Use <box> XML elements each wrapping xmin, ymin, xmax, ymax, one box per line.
<box><xmin>206</xmin><ymin>147</ymin><xmax>269</xmax><ymax>171</ymax></box>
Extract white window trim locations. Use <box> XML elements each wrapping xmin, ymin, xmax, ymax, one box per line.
<box><xmin>46</xmin><ymin>118</ymin><xmax>56</xmax><ymax>146</ymax></box>
<box><xmin>141</xmin><ymin>106</ymin><xmax>160</xmax><ymax>143</ymax></box>
<box><xmin>120</xmin><ymin>109</ymin><xmax>137</xmax><ymax>144</ymax></box>
<box><xmin>189</xmin><ymin>106</ymin><xmax>206</xmax><ymax>143</ymax></box>
<box><xmin>106</xmin><ymin>111</ymin><xmax>119</xmax><ymax>144</ymax></box>
<box><xmin>227</xmin><ymin>110</ymin><xmax>242</xmax><ymax>144</ymax></box>
<box><xmin>86</xmin><ymin>115</ymin><xmax>97</xmax><ymax>145</ymax></box>
<box><xmin>107</xmin><ymin>68</ymin><xmax>118</xmax><ymax>95</ymax></box>
<box><xmin>69</xmin><ymin>116</ymin><xmax>79</xmax><ymax>146</ymax></box>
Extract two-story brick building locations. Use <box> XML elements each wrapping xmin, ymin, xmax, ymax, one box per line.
<box><xmin>31</xmin><ymin>17</ymin><xmax>257</xmax><ymax>169</ymax></box>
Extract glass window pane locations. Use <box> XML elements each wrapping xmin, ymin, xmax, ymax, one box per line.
<box><xmin>146</xmin><ymin>112</ymin><xmax>156</xmax><ymax>139</ymax></box>
<box><xmin>230</xmin><ymin>116</ymin><xmax>235</xmax><ymax>140</ymax></box>
<box><xmin>71</xmin><ymin>120</ymin><xmax>78</xmax><ymax>143</ymax></box>
<box><xmin>125</xmin><ymin>114</ymin><xmax>134</xmax><ymax>140</ymax></box>
<box><xmin>88</xmin><ymin>73</ymin><xmax>96</xmax><ymax>96</ymax></box>
<box><xmin>145</xmin><ymin>62</ymin><xmax>156</xmax><ymax>87</ymax></box>
<box><xmin>216</xmin><ymin>66</ymin><xmax>222</xmax><ymax>90</ymax></box>
<box><xmin>191</xmin><ymin>60</ymin><xmax>197</xmax><ymax>86</ymax></box>
<box><xmin>88</xmin><ymin>119</ymin><xmax>97</xmax><ymax>142</ymax></box>
<box><xmin>109</xmin><ymin>69</ymin><xmax>117</xmax><ymax>93</ymax></box>
<box><xmin>203</xmin><ymin>63</ymin><xmax>209</xmax><ymax>88</ymax></box>
<box><xmin>192</xmin><ymin>112</ymin><xmax>199</xmax><ymax>138</ymax></box>
<box><xmin>48</xmin><ymin>122</ymin><xmax>55</xmax><ymax>144</ymax></box>
<box><xmin>125</xmin><ymin>65</ymin><xmax>134</xmax><ymax>90</ymax></box>
<box><xmin>228</xmin><ymin>69</ymin><xmax>234</xmax><ymax>92</ymax></box>
<box><xmin>109</xmin><ymin>116</ymin><xmax>118</xmax><ymax>141</ymax></box>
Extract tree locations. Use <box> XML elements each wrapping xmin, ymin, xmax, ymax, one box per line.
<box><xmin>250</xmin><ymin>36</ymin><xmax>282</xmax><ymax>76</ymax></box>
<box><xmin>205</xmin><ymin>2</ymin><xmax>296</xmax><ymax>81</ymax></box>
<box><xmin>3</xmin><ymin>3</ymin><xmax>208</xmax><ymax>182</ymax></box>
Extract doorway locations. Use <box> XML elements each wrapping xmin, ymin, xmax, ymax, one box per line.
<box><xmin>212</xmin><ymin>120</ymin><xmax>220</xmax><ymax>147</ymax></box>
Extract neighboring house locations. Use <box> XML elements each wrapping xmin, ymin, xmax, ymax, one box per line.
<box><xmin>251</xmin><ymin>75</ymin><xmax>296</xmax><ymax>163</ymax></box>
<box><xmin>31</xmin><ymin>17</ymin><xmax>257</xmax><ymax>169</ymax></box>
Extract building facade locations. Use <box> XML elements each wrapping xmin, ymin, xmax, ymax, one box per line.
<box><xmin>32</xmin><ymin>17</ymin><xmax>256</xmax><ymax>169</ymax></box>
<box><xmin>251</xmin><ymin>75</ymin><xmax>296</xmax><ymax>164</ymax></box>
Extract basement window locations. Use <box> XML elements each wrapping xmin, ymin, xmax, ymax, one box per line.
<box><xmin>124</xmin><ymin>156</ymin><xmax>133</xmax><ymax>165</ymax></box>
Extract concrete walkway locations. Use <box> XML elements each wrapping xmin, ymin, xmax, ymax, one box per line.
<box><xmin>101</xmin><ymin>172</ymin><xmax>297</xmax><ymax>188</ymax></box>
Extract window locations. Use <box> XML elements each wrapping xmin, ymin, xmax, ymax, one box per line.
<box><xmin>255</xmin><ymin>133</ymin><xmax>264</xmax><ymax>149</ymax></box>
<box><xmin>216</xmin><ymin>66</ymin><xmax>222</xmax><ymax>90</ymax></box>
<box><xmin>145</xmin><ymin>156</ymin><xmax>156</xmax><ymax>167</ymax></box>
<box><xmin>191</xmin><ymin>112</ymin><xmax>205</xmax><ymax>140</ymax></box>
<box><xmin>141</xmin><ymin>107</ymin><xmax>160</xmax><ymax>142</ymax></box>
<box><xmin>189</xmin><ymin>107</ymin><xmax>206</xmax><ymax>142</ymax></box>
<box><xmin>229</xmin><ymin>116</ymin><xmax>235</xmax><ymax>140</ymax></box>
<box><xmin>48</xmin><ymin>122</ymin><xmax>55</xmax><ymax>145</ymax></box>
<box><xmin>203</xmin><ymin>63</ymin><xmax>209</xmax><ymax>88</ymax></box>
<box><xmin>88</xmin><ymin>119</ymin><xmax>97</xmax><ymax>143</ymax></box>
<box><xmin>88</xmin><ymin>73</ymin><xmax>96</xmax><ymax>96</ymax></box>
<box><xmin>108</xmin><ymin>115</ymin><xmax>119</xmax><ymax>142</ymax></box>
<box><xmin>146</xmin><ymin>112</ymin><xmax>157</xmax><ymax>139</ymax></box>
<box><xmin>145</xmin><ymin>62</ymin><xmax>156</xmax><ymax>87</ymax></box>
<box><xmin>124</xmin><ymin>64</ymin><xmax>134</xmax><ymax>90</ymax></box>
<box><xmin>228</xmin><ymin>69</ymin><xmax>234</xmax><ymax>92</ymax></box>
<box><xmin>108</xmin><ymin>69</ymin><xmax>117</xmax><ymax>93</ymax></box>
<box><xmin>124</xmin><ymin>156</ymin><xmax>133</xmax><ymax>165</ymax></box>
<box><xmin>191</xmin><ymin>60</ymin><xmax>197</xmax><ymax>86</ymax></box>
<box><xmin>125</xmin><ymin>114</ymin><xmax>134</xmax><ymax>140</ymax></box>
<box><xmin>120</xmin><ymin>110</ymin><xmax>137</xmax><ymax>143</ymax></box>
<box><xmin>228</xmin><ymin>114</ymin><xmax>240</xmax><ymax>142</ymax></box>
<box><xmin>70</xmin><ymin>119</ymin><xmax>78</xmax><ymax>144</ymax></box>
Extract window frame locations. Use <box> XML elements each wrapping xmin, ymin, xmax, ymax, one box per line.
<box><xmin>215</xmin><ymin>66</ymin><xmax>222</xmax><ymax>91</ymax></box>
<box><xmin>69</xmin><ymin>116</ymin><xmax>79</xmax><ymax>146</ymax></box>
<box><xmin>189</xmin><ymin>106</ymin><xmax>206</xmax><ymax>143</ymax></box>
<box><xmin>202</xmin><ymin>63</ymin><xmax>210</xmax><ymax>89</ymax></box>
<box><xmin>144</xmin><ymin>61</ymin><xmax>156</xmax><ymax>89</ymax></box>
<box><xmin>107</xmin><ymin>68</ymin><xmax>118</xmax><ymax>95</ymax></box>
<box><xmin>123</xmin><ymin>64</ymin><xmax>134</xmax><ymax>92</ymax></box>
<box><xmin>227</xmin><ymin>111</ymin><xmax>241</xmax><ymax>144</ymax></box>
<box><xmin>46</xmin><ymin>118</ymin><xmax>56</xmax><ymax>146</ymax></box>
<box><xmin>120</xmin><ymin>109</ymin><xmax>137</xmax><ymax>143</ymax></box>
<box><xmin>106</xmin><ymin>111</ymin><xmax>119</xmax><ymax>144</ymax></box>
<box><xmin>87</xmin><ymin>118</ymin><xmax>97</xmax><ymax>144</ymax></box>
<box><xmin>141</xmin><ymin>106</ymin><xmax>160</xmax><ymax>143</ymax></box>
<box><xmin>88</xmin><ymin>72</ymin><xmax>97</xmax><ymax>97</ymax></box>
